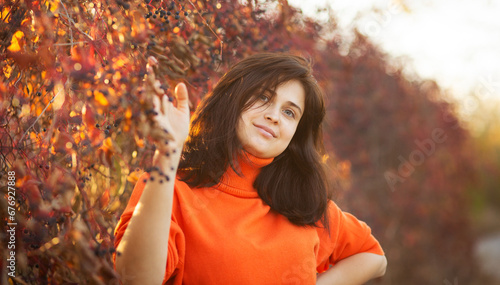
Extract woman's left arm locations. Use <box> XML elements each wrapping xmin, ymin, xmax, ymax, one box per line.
<box><xmin>316</xmin><ymin>252</ymin><xmax>387</xmax><ymax>285</ymax></box>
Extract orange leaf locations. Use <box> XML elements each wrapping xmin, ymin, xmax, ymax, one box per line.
<box><xmin>8</xmin><ymin>31</ymin><xmax>24</xmax><ymax>52</ymax></box>
<box><xmin>94</xmin><ymin>90</ymin><xmax>109</xmax><ymax>106</ymax></box>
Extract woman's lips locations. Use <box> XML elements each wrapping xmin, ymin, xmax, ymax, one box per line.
<box><xmin>254</xmin><ymin>124</ymin><xmax>276</xmax><ymax>138</ymax></box>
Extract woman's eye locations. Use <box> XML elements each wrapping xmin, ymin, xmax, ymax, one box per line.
<box><xmin>283</xmin><ymin>109</ymin><xmax>295</xmax><ymax>118</ymax></box>
<box><xmin>259</xmin><ymin>95</ymin><xmax>269</xmax><ymax>102</ymax></box>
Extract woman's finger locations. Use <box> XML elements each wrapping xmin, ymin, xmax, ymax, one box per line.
<box><xmin>146</xmin><ymin>56</ymin><xmax>158</xmax><ymax>87</ymax></box>
<box><xmin>153</xmin><ymin>80</ymin><xmax>164</xmax><ymax>95</ymax></box>
<box><xmin>148</xmin><ymin>56</ymin><xmax>158</xmax><ymax>66</ymax></box>
<box><xmin>152</xmin><ymin>93</ymin><xmax>161</xmax><ymax>114</ymax></box>
<box><xmin>162</xmin><ymin>93</ymin><xmax>170</xmax><ymax>114</ymax></box>
<box><xmin>174</xmin><ymin>83</ymin><xmax>189</xmax><ymax>113</ymax></box>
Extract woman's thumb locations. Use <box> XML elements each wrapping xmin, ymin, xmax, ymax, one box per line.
<box><xmin>174</xmin><ymin>82</ymin><xmax>190</xmax><ymax>111</ymax></box>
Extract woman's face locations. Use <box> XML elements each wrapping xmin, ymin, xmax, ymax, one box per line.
<box><xmin>237</xmin><ymin>80</ymin><xmax>305</xmax><ymax>159</ymax></box>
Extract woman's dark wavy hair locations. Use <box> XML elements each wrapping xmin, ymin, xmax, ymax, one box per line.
<box><xmin>179</xmin><ymin>53</ymin><xmax>330</xmax><ymax>227</ymax></box>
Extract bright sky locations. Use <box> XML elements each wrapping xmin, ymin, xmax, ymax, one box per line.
<box><xmin>288</xmin><ymin>0</ymin><xmax>500</xmax><ymax>118</ymax></box>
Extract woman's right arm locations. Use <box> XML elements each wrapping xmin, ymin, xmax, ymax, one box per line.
<box><xmin>115</xmin><ymin>57</ymin><xmax>191</xmax><ymax>285</ymax></box>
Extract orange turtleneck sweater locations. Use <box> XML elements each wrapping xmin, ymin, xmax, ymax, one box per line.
<box><xmin>114</xmin><ymin>154</ymin><xmax>384</xmax><ymax>284</ymax></box>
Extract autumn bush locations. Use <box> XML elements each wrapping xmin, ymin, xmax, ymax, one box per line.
<box><xmin>1</xmin><ymin>0</ymin><xmax>479</xmax><ymax>284</ymax></box>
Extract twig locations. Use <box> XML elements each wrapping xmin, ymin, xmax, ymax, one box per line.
<box><xmin>18</xmin><ymin>82</ymin><xmax>66</xmax><ymax>144</ymax></box>
<box><xmin>59</xmin><ymin>0</ymin><xmax>74</xmax><ymax>48</ymax></box>
<box><xmin>14</xmin><ymin>70</ymin><xmax>22</xmax><ymax>87</ymax></box>
<box><xmin>58</xmin><ymin>4</ymin><xmax>95</xmax><ymax>41</ymax></box>
<box><xmin>186</xmin><ymin>0</ymin><xmax>223</xmax><ymax>69</ymax></box>
<box><xmin>53</xmin><ymin>41</ymin><xmax>89</xmax><ymax>46</ymax></box>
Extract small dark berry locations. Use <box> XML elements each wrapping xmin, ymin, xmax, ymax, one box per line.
<box><xmin>160</xmin><ymin>28</ymin><xmax>165</xmax><ymax>32</ymax></box>
<box><xmin>95</xmin><ymin>123</ymin><xmax>100</xmax><ymax>128</ymax></box>
<box><xmin>175</xmin><ymin>11</ymin><xmax>180</xmax><ymax>15</ymax></box>
<box><xmin>184</xmin><ymin>12</ymin><xmax>188</xmax><ymax>16</ymax></box>
<box><xmin>36</xmin><ymin>91</ymin><xmax>41</xmax><ymax>96</ymax></box>
<box><xmin>151</xmin><ymin>35</ymin><xmax>155</xmax><ymax>38</ymax></box>
<box><xmin>168</xmin><ymin>97</ymin><xmax>173</xmax><ymax>102</ymax></box>
<box><xmin>104</xmin><ymin>129</ymin><xmax>110</xmax><ymax>135</ymax></box>
<box><xmin>167</xmin><ymin>11</ymin><xmax>171</xmax><ymax>16</ymax></box>
<box><xmin>175</xmin><ymin>15</ymin><xmax>180</xmax><ymax>20</ymax></box>
<box><xmin>166</xmin><ymin>20</ymin><xmax>170</xmax><ymax>24</ymax></box>
<box><xmin>153</xmin><ymin>14</ymin><xmax>157</xmax><ymax>19</ymax></box>
<box><xmin>155</xmin><ymin>10</ymin><xmax>159</xmax><ymax>14</ymax></box>
<box><xmin>43</xmin><ymin>128</ymin><xmax>46</xmax><ymax>132</ymax></box>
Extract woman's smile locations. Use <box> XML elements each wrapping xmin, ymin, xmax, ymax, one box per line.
<box><xmin>254</xmin><ymin>123</ymin><xmax>277</xmax><ymax>138</ymax></box>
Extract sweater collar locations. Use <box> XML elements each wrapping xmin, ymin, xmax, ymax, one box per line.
<box><xmin>216</xmin><ymin>152</ymin><xmax>274</xmax><ymax>198</ymax></box>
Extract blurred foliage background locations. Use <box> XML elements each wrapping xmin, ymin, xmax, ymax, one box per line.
<box><xmin>0</xmin><ymin>0</ymin><xmax>499</xmax><ymax>284</ymax></box>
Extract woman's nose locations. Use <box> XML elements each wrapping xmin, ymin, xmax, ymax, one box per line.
<box><xmin>265</xmin><ymin>107</ymin><xmax>280</xmax><ymax>124</ymax></box>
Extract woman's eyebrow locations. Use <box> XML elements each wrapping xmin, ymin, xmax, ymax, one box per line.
<box><xmin>288</xmin><ymin>101</ymin><xmax>303</xmax><ymax>115</ymax></box>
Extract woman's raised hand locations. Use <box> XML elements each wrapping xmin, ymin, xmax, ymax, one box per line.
<box><xmin>146</xmin><ymin>56</ymin><xmax>190</xmax><ymax>156</ymax></box>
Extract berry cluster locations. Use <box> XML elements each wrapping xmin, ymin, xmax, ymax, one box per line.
<box><xmin>94</xmin><ymin>121</ymin><xmax>120</xmax><ymax>136</ymax></box>
<box><xmin>144</xmin><ymin>1</ymin><xmax>190</xmax><ymax>30</ymax></box>
<box><xmin>144</xmin><ymin>165</ymin><xmax>177</xmax><ymax>184</ymax></box>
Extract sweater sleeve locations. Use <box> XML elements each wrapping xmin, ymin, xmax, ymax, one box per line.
<box><xmin>316</xmin><ymin>201</ymin><xmax>384</xmax><ymax>273</ymax></box>
<box><xmin>113</xmin><ymin>172</ymin><xmax>185</xmax><ymax>283</ymax></box>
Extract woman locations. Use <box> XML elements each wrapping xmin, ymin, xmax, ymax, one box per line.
<box><xmin>114</xmin><ymin>53</ymin><xmax>386</xmax><ymax>284</ymax></box>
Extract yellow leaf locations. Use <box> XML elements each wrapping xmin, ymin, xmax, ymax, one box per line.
<box><xmin>94</xmin><ymin>90</ymin><xmax>109</xmax><ymax>106</ymax></box>
<box><xmin>52</xmin><ymin>83</ymin><xmax>66</xmax><ymax>110</ymax></box>
<box><xmin>113</xmin><ymin>58</ymin><xmax>126</xmax><ymax>69</ymax></box>
<box><xmin>12</xmin><ymin>98</ymin><xmax>20</xmax><ymax>107</ymax></box>
<box><xmin>21</xmin><ymin>104</ymin><xmax>30</xmax><ymax>117</ymax></box>
<box><xmin>3</xmin><ymin>65</ymin><xmax>13</xmax><ymax>79</ymax></box>
<box><xmin>57</xmin><ymin>28</ymin><xmax>66</xmax><ymax>36</ymax></box>
<box><xmin>46</xmin><ymin>0</ymin><xmax>59</xmax><ymax>12</ymax></box>
<box><xmin>8</xmin><ymin>31</ymin><xmax>24</xmax><ymax>52</ymax></box>
<box><xmin>2</xmin><ymin>8</ymin><xmax>10</xmax><ymax>21</ymax></box>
